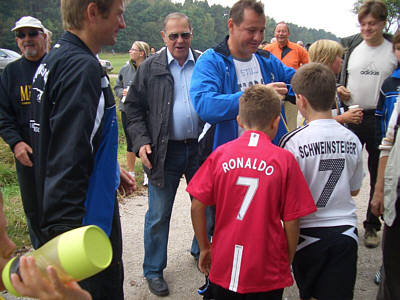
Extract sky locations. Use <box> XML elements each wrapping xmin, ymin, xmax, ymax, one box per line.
<box><xmin>175</xmin><ymin>0</ymin><xmax>360</xmax><ymax>38</ymax></box>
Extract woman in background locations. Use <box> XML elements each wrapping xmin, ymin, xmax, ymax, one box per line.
<box><xmin>114</xmin><ymin>41</ymin><xmax>150</xmax><ymax>186</ymax></box>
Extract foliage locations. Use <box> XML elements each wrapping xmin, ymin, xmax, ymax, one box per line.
<box><xmin>352</xmin><ymin>0</ymin><xmax>400</xmax><ymax>32</ymax></box>
<box><xmin>1</xmin><ymin>0</ymin><xmax>339</xmax><ymax>54</ymax></box>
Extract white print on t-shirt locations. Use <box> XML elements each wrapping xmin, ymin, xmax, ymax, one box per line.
<box><xmin>236</xmin><ymin>176</ymin><xmax>259</xmax><ymax>220</ymax></box>
<box><xmin>248</xmin><ymin>132</ymin><xmax>260</xmax><ymax>147</ymax></box>
<box><xmin>298</xmin><ymin>140</ymin><xmax>358</xmax><ymax>158</ymax></box>
<box><xmin>229</xmin><ymin>244</ymin><xmax>243</xmax><ymax>292</ymax></box>
<box><xmin>221</xmin><ymin>157</ymin><xmax>275</xmax><ymax>176</ymax></box>
<box><xmin>233</xmin><ymin>54</ymin><xmax>264</xmax><ymax>92</ymax></box>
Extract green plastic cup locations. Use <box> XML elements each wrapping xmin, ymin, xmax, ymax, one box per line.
<box><xmin>1</xmin><ymin>225</ymin><xmax>112</xmax><ymax>296</ymax></box>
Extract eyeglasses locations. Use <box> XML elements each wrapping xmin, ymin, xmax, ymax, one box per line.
<box><xmin>166</xmin><ymin>32</ymin><xmax>192</xmax><ymax>41</ymax></box>
<box><xmin>15</xmin><ymin>29</ymin><xmax>41</xmax><ymax>39</ymax></box>
<box><xmin>129</xmin><ymin>48</ymin><xmax>141</xmax><ymax>52</ymax></box>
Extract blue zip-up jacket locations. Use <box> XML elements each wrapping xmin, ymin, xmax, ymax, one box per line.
<box><xmin>376</xmin><ymin>65</ymin><xmax>400</xmax><ymax>140</ymax></box>
<box><xmin>30</xmin><ymin>32</ymin><xmax>119</xmax><ymax>244</ymax></box>
<box><xmin>190</xmin><ymin>36</ymin><xmax>295</xmax><ymax>149</ymax></box>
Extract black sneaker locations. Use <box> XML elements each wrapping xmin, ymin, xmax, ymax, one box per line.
<box><xmin>147</xmin><ymin>277</ymin><xmax>169</xmax><ymax>297</ymax></box>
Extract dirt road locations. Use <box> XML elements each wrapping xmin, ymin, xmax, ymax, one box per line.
<box><xmin>1</xmin><ymin>152</ymin><xmax>382</xmax><ymax>299</ymax></box>
<box><xmin>120</xmin><ymin>153</ymin><xmax>381</xmax><ymax>300</ymax></box>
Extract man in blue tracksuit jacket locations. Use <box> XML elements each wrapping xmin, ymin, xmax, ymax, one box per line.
<box><xmin>190</xmin><ymin>0</ymin><xmax>295</xmax><ymax>151</ymax></box>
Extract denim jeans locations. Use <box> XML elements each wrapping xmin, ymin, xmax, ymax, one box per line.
<box><xmin>143</xmin><ymin>140</ymin><xmax>212</xmax><ymax>278</ymax></box>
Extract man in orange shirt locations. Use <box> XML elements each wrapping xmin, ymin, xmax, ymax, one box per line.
<box><xmin>265</xmin><ymin>22</ymin><xmax>309</xmax><ymax>130</ymax></box>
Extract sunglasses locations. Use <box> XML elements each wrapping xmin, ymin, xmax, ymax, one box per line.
<box><xmin>16</xmin><ymin>29</ymin><xmax>41</xmax><ymax>39</ymax></box>
<box><xmin>167</xmin><ymin>32</ymin><xmax>192</xmax><ymax>41</ymax></box>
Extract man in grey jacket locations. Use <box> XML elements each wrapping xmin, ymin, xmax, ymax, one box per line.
<box><xmin>125</xmin><ymin>12</ymin><xmax>208</xmax><ymax>296</ymax></box>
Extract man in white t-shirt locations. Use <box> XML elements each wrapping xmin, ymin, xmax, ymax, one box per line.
<box><xmin>338</xmin><ymin>0</ymin><xmax>397</xmax><ymax>248</ymax></box>
<box><xmin>190</xmin><ymin>0</ymin><xmax>296</xmax><ymax>150</ymax></box>
<box><xmin>281</xmin><ymin>63</ymin><xmax>364</xmax><ymax>300</ymax></box>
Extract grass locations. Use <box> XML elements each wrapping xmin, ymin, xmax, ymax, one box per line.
<box><xmin>1</xmin><ymin>55</ymin><xmax>145</xmax><ymax>249</ymax></box>
<box><xmin>99</xmin><ymin>52</ymin><xmax>130</xmax><ymax>75</ymax></box>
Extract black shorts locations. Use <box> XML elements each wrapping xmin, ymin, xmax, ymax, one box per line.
<box><xmin>120</xmin><ymin>111</ymin><xmax>133</xmax><ymax>152</ymax></box>
<box><xmin>293</xmin><ymin>225</ymin><xmax>358</xmax><ymax>300</ymax></box>
<box><xmin>209</xmin><ymin>281</ymin><xmax>283</xmax><ymax>300</ymax></box>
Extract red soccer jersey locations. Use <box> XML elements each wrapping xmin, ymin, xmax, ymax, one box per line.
<box><xmin>187</xmin><ymin>130</ymin><xmax>316</xmax><ymax>294</ymax></box>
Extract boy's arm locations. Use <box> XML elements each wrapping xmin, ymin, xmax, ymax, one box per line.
<box><xmin>371</xmin><ymin>155</ymin><xmax>389</xmax><ymax>217</ymax></box>
<box><xmin>283</xmin><ymin>219</ymin><xmax>299</xmax><ymax>264</ymax></box>
<box><xmin>191</xmin><ymin>199</ymin><xmax>211</xmax><ymax>275</ymax></box>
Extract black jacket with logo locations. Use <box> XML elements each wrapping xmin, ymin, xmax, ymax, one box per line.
<box><xmin>0</xmin><ymin>56</ymin><xmax>43</xmax><ymax>150</ymax></box>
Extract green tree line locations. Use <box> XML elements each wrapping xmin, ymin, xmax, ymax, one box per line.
<box><xmin>1</xmin><ymin>0</ymin><xmax>340</xmax><ymax>53</ymax></box>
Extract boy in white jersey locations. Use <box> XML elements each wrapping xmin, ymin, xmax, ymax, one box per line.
<box><xmin>188</xmin><ymin>85</ymin><xmax>316</xmax><ymax>300</ymax></box>
<box><xmin>280</xmin><ymin>63</ymin><xmax>364</xmax><ymax>300</ymax></box>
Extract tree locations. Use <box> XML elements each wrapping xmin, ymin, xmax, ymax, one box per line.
<box><xmin>352</xmin><ymin>0</ymin><xmax>400</xmax><ymax>32</ymax></box>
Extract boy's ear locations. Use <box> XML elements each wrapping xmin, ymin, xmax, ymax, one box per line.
<box><xmin>296</xmin><ymin>94</ymin><xmax>307</xmax><ymax>110</ymax></box>
<box><xmin>271</xmin><ymin>115</ymin><xmax>281</xmax><ymax>131</ymax></box>
<box><xmin>237</xmin><ymin>115</ymin><xmax>244</xmax><ymax>129</ymax></box>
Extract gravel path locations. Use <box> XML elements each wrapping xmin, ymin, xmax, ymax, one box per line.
<box><xmin>120</xmin><ymin>151</ymin><xmax>381</xmax><ymax>300</ymax></box>
<box><xmin>2</xmin><ymin>151</ymin><xmax>382</xmax><ymax>299</ymax></box>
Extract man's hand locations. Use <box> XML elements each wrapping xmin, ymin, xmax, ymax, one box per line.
<box><xmin>122</xmin><ymin>88</ymin><xmax>128</xmax><ymax>97</ymax></box>
<box><xmin>371</xmin><ymin>190</ymin><xmax>385</xmax><ymax>217</ymax></box>
<box><xmin>139</xmin><ymin>144</ymin><xmax>153</xmax><ymax>169</ymax></box>
<box><xmin>337</xmin><ymin>86</ymin><xmax>351</xmax><ymax>102</ymax></box>
<box><xmin>119</xmin><ymin>168</ymin><xmax>137</xmax><ymax>196</ymax></box>
<box><xmin>198</xmin><ymin>248</ymin><xmax>211</xmax><ymax>276</ymax></box>
<box><xmin>266</xmin><ymin>82</ymin><xmax>288</xmax><ymax>99</ymax></box>
<box><xmin>10</xmin><ymin>256</ymin><xmax>92</xmax><ymax>300</ymax></box>
<box><xmin>13</xmin><ymin>141</ymin><xmax>33</xmax><ymax>167</ymax></box>
<box><xmin>336</xmin><ymin>108</ymin><xmax>363</xmax><ymax>125</ymax></box>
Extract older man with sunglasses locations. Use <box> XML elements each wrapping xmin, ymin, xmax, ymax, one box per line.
<box><xmin>125</xmin><ymin>12</ymin><xmax>209</xmax><ymax>297</ymax></box>
<box><xmin>0</xmin><ymin>16</ymin><xmax>47</xmax><ymax>249</ymax></box>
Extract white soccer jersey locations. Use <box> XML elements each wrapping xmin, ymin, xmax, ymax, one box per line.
<box><xmin>279</xmin><ymin>119</ymin><xmax>364</xmax><ymax>228</ymax></box>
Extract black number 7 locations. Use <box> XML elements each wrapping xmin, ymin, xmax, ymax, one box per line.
<box><xmin>317</xmin><ymin>158</ymin><xmax>345</xmax><ymax>208</ymax></box>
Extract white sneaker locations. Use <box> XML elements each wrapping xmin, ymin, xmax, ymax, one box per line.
<box><xmin>129</xmin><ymin>171</ymin><xmax>135</xmax><ymax>178</ymax></box>
<box><xmin>143</xmin><ymin>173</ymin><xmax>148</xmax><ymax>186</ymax></box>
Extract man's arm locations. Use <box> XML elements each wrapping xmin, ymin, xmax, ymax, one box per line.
<box><xmin>191</xmin><ymin>199</ymin><xmax>211</xmax><ymax>275</ymax></box>
<box><xmin>371</xmin><ymin>156</ymin><xmax>388</xmax><ymax>217</ymax></box>
<box><xmin>283</xmin><ymin>219</ymin><xmax>299</xmax><ymax>264</ymax></box>
<box><xmin>190</xmin><ymin>51</ymin><xmax>243</xmax><ymax>124</ymax></box>
<box><xmin>0</xmin><ymin>71</ymin><xmax>31</xmax><ymax>166</ymax></box>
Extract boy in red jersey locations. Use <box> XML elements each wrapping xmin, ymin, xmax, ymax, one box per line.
<box><xmin>187</xmin><ymin>84</ymin><xmax>316</xmax><ymax>300</ymax></box>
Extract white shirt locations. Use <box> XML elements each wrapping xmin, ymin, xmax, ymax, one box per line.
<box><xmin>233</xmin><ymin>54</ymin><xmax>263</xmax><ymax>135</ymax></box>
<box><xmin>280</xmin><ymin>119</ymin><xmax>364</xmax><ymax>228</ymax></box>
<box><xmin>347</xmin><ymin>39</ymin><xmax>397</xmax><ymax>109</ymax></box>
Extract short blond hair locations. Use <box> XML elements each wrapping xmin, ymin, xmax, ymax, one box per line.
<box><xmin>239</xmin><ymin>84</ymin><xmax>281</xmax><ymax>130</ymax></box>
<box><xmin>308</xmin><ymin>39</ymin><xmax>344</xmax><ymax>66</ymax></box>
<box><xmin>61</xmin><ymin>0</ymin><xmax>115</xmax><ymax>30</ymax></box>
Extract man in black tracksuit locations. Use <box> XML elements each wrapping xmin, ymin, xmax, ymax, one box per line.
<box><xmin>0</xmin><ymin>16</ymin><xmax>47</xmax><ymax>249</ymax></box>
<box><xmin>29</xmin><ymin>0</ymin><xmax>135</xmax><ymax>298</ymax></box>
